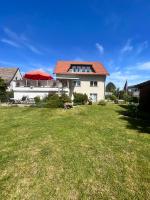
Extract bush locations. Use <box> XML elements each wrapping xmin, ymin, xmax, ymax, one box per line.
<box><xmin>110</xmin><ymin>94</ymin><xmax>117</xmax><ymax>101</ymax></box>
<box><xmin>123</xmin><ymin>93</ymin><xmax>131</xmax><ymax>103</ymax></box>
<box><xmin>73</xmin><ymin>93</ymin><xmax>88</xmax><ymax>105</ymax></box>
<box><xmin>124</xmin><ymin>104</ymin><xmax>150</xmax><ymax>120</ymax></box>
<box><xmin>98</xmin><ymin>100</ymin><xmax>106</xmax><ymax>106</ymax></box>
<box><xmin>40</xmin><ymin>93</ymin><xmax>71</xmax><ymax>108</ymax></box>
<box><xmin>0</xmin><ymin>78</ymin><xmax>7</xmax><ymax>102</ymax></box>
<box><xmin>106</xmin><ymin>94</ymin><xmax>117</xmax><ymax>101</ymax></box>
<box><xmin>7</xmin><ymin>91</ymin><xmax>14</xmax><ymax>99</ymax></box>
<box><xmin>129</xmin><ymin>96</ymin><xmax>139</xmax><ymax>103</ymax></box>
<box><xmin>125</xmin><ymin>104</ymin><xmax>139</xmax><ymax>118</ymax></box>
<box><xmin>34</xmin><ymin>96</ymin><xmax>41</xmax><ymax>104</ymax></box>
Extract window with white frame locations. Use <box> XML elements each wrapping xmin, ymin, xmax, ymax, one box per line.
<box><xmin>90</xmin><ymin>81</ymin><xmax>97</xmax><ymax>87</ymax></box>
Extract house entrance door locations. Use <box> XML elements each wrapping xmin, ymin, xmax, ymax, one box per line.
<box><xmin>90</xmin><ymin>93</ymin><xmax>97</xmax><ymax>102</ymax></box>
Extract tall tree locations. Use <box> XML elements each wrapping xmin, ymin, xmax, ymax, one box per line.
<box><xmin>123</xmin><ymin>80</ymin><xmax>128</xmax><ymax>93</ymax></box>
<box><xmin>106</xmin><ymin>82</ymin><xmax>116</xmax><ymax>92</ymax></box>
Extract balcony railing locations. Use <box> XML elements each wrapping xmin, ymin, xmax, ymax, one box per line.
<box><xmin>15</xmin><ymin>79</ymin><xmax>63</xmax><ymax>88</ymax></box>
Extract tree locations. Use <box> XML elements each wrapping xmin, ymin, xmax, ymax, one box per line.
<box><xmin>106</xmin><ymin>82</ymin><xmax>116</xmax><ymax>92</ymax></box>
<box><xmin>0</xmin><ymin>78</ymin><xmax>7</xmax><ymax>102</ymax></box>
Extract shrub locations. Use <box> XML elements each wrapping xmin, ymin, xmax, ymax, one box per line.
<box><xmin>0</xmin><ymin>78</ymin><xmax>7</xmax><ymax>102</ymax></box>
<box><xmin>41</xmin><ymin>93</ymin><xmax>71</xmax><ymax>108</ymax></box>
<box><xmin>125</xmin><ymin>104</ymin><xmax>139</xmax><ymax>118</ymax></box>
<box><xmin>98</xmin><ymin>100</ymin><xmax>106</xmax><ymax>106</ymax></box>
<box><xmin>73</xmin><ymin>93</ymin><xmax>88</xmax><ymax>105</ymax></box>
<box><xmin>34</xmin><ymin>96</ymin><xmax>41</xmax><ymax>104</ymax></box>
<box><xmin>7</xmin><ymin>91</ymin><xmax>14</xmax><ymax>99</ymax></box>
<box><xmin>123</xmin><ymin>93</ymin><xmax>131</xmax><ymax>103</ymax></box>
<box><xmin>129</xmin><ymin>96</ymin><xmax>139</xmax><ymax>103</ymax></box>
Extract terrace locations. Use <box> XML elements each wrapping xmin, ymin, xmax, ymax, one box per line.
<box><xmin>13</xmin><ymin>79</ymin><xmax>69</xmax><ymax>100</ymax></box>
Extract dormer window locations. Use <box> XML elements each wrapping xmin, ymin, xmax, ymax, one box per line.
<box><xmin>69</xmin><ymin>64</ymin><xmax>94</xmax><ymax>73</ymax></box>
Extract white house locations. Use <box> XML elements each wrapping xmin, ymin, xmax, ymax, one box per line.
<box><xmin>54</xmin><ymin>61</ymin><xmax>109</xmax><ymax>102</ymax></box>
<box><xmin>0</xmin><ymin>67</ymin><xmax>22</xmax><ymax>91</ymax></box>
<box><xmin>11</xmin><ymin>61</ymin><xmax>109</xmax><ymax>102</ymax></box>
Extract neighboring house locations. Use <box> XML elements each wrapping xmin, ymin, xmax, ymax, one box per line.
<box><xmin>129</xmin><ymin>80</ymin><xmax>150</xmax><ymax>112</ymax></box>
<box><xmin>0</xmin><ymin>67</ymin><xmax>22</xmax><ymax>91</ymax></box>
<box><xmin>54</xmin><ymin>61</ymin><xmax>109</xmax><ymax>102</ymax></box>
<box><xmin>128</xmin><ymin>87</ymin><xmax>140</xmax><ymax>97</ymax></box>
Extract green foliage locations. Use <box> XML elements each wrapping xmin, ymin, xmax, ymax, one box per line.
<box><xmin>37</xmin><ymin>93</ymin><xmax>71</xmax><ymax>108</ymax></box>
<box><xmin>34</xmin><ymin>96</ymin><xmax>41</xmax><ymax>104</ymax></box>
<box><xmin>124</xmin><ymin>104</ymin><xmax>150</xmax><ymax>120</ymax></box>
<box><xmin>98</xmin><ymin>100</ymin><xmax>106</xmax><ymax>106</ymax></box>
<box><xmin>106</xmin><ymin>82</ymin><xmax>116</xmax><ymax>92</ymax></box>
<box><xmin>110</xmin><ymin>94</ymin><xmax>117</xmax><ymax>101</ymax></box>
<box><xmin>125</xmin><ymin>104</ymin><xmax>139</xmax><ymax>118</ymax></box>
<box><xmin>7</xmin><ymin>91</ymin><xmax>14</xmax><ymax>99</ymax></box>
<box><xmin>0</xmin><ymin>78</ymin><xmax>7</xmax><ymax>102</ymax></box>
<box><xmin>123</xmin><ymin>93</ymin><xmax>131</xmax><ymax>102</ymax></box>
<box><xmin>73</xmin><ymin>92</ymin><xmax>88</xmax><ymax>105</ymax></box>
<box><xmin>105</xmin><ymin>94</ymin><xmax>117</xmax><ymax>101</ymax></box>
<box><xmin>129</xmin><ymin>96</ymin><xmax>139</xmax><ymax>103</ymax></box>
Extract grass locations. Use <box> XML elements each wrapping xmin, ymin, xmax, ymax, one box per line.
<box><xmin>0</xmin><ymin>104</ymin><xmax>149</xmax><ymax>200</ymax></box>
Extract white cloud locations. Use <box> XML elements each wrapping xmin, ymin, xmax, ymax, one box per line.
<box><xmin>1</xmin><ymin>27</ymin><xmax>42</xmax><ymax>54</ymax></box>
<box><xmin>137</xmin><ymin>41</ymin><xmax>148</xmax><ymax>54</ymax></box>
<box><xmin>121</xmin><ymin>39</ymin><xmax>133</xmax><ymax>53</ymax></box>
<box><xmin>110</xmin><ymin>71</ymin><xmax>139</xmax><ymax>81</ymax></box>
<box><xmin>107</xmin><ymin>70</ymin><xmax>141</xmax><ymax>88</ymax></box>
<box><xmin>137</xmin><ymin>61</ymin><xmax>150</xmax><ymax>70</ymax></box>
<box><xmin>96</xmin><ymin>43</ymin><xmax>104</xmax><ymax>54</ymax></box>
<box><xmin>1</xmin><ymin>38</ymin><xmax>20</xmax><ymax>48</ymax></box>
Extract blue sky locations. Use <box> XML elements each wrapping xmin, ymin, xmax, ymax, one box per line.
<box><xmin>0</xmin><ymin>0</ymin><xmax>150</xmax><ymax>88</ymax></box>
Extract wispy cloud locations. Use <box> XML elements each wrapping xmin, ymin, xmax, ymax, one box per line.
<box><xmin>137</xmin><ymin>61</ymin><xmax>150</xmax><ymax>70</ymax></box>
<box><xmin>1</xmin><ymin>27</ymin><xmax>42</xmax><ymax>54</ymax></box>
<box><xmin>24</xmin><ymin>43</ymin><xmax>42</xmax><ymax>54</ymax></box>
<box><xmin>96</xmin><ymin>43</ymin><xmax>104</xmax><ymax>54</ymax></box>
<box><xmin>1</xmin><ymin>38</ymin><xmax>20</xmax><ymax>48</ymax></box>
<box><xmin>137</xmin><ymin>41</ymin><xmax>148</xmax><ymax>54</ymax></box>
<box><xmin>121</xmin><ymin>39</ymin><xmax>133</xmax><ymax>53</ymax></box>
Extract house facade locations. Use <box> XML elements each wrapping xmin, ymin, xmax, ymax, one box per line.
<box><xmin>0</xmin><ymin>67</ymin><xmax>22</xmax><ymax>91</ymax></box>
<box><xmin>54</xmin><ymin>61</ymin><xmax>109</xmax><ymax>102</ymax></box>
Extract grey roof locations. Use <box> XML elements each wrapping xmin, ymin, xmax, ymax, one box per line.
<box><xmin>0</xmin><ymin>67</ymin><xmax>19</xmax><ymax>83</ymax></box>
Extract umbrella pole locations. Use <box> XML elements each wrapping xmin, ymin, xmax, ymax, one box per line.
<box><xmin>37</xmin><ymin>80</ymin><xmax>38</xmax><ymax>87</ymax></box>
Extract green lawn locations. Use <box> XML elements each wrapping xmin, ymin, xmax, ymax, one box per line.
<box><xmin>0</xmin><ymin>105</ymin><xmax>149</xmax><ymax>200</ymax></box>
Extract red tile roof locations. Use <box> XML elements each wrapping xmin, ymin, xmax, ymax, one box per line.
<box><xmin>54</xmin><ymin>61</ymin><xmax>109</xmax><ymax>75</ymax></box>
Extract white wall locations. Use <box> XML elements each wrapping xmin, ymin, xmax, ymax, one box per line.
<box><xmin>56</xmin><ymin>74</ymin><xmax>106</xmax><ymax>101</ymax></box>
<box><xmin>13</xmin><ymin>87</ymin><xmax>69</xmax><ymax>100</ymax></box>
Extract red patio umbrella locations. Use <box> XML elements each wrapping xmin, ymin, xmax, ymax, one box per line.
<box><xmin>24</xmin><ymin>70</ymin><xmax>53</xmax><ymax>80</ymax></box>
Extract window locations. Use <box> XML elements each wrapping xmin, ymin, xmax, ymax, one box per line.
<box><xmin>90</xmin><ymin>81</ymin><xmax>97</xmax><ymax>87</ymax></box>
<box><xmin>70</xmin><ymin>64</ymin><xmax>93</xmax><ymax>73</ymax></box>
<box><xmin>73</xmin><ymin>80</ymin><xmax>81</xmax><ymax>87</ymax></box>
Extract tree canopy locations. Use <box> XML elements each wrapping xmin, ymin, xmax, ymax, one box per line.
<box><xmin>106</xmin><ymin>82</ymin><xmax>116</xmax><ymax>92</ymax></box>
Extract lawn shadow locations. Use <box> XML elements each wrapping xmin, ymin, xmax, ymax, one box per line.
<box><xmin>117</xmin><ymin>105</ymin><xmax>150</xmax><ymax>134</ymax></box>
